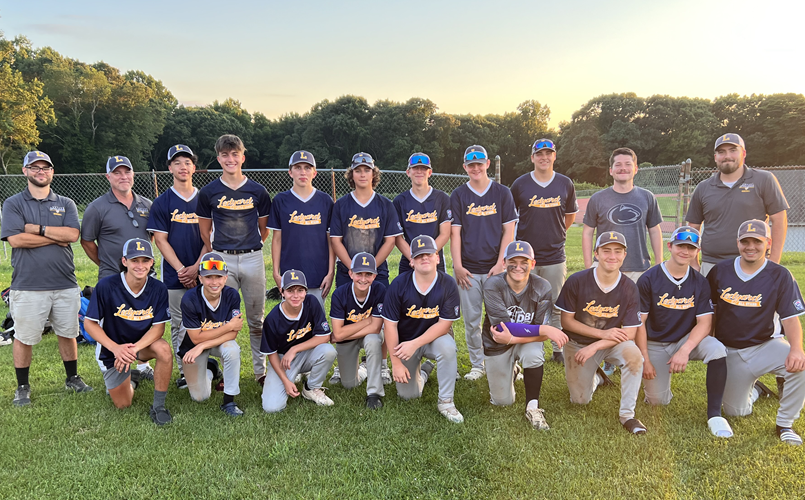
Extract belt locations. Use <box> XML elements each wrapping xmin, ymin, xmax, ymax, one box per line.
<box><xmin>218</xmin><ymin>248</ymin><xmax>261</xmax><ymax>255</ymax></box>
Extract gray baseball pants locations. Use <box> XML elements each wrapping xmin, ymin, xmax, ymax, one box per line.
<box><xmin>486</xmin><ymin>341</ymin><xmax>544</xmax><ymax>406</ymax></box>
<box><xmin>183</xmin><ymin>340</ymin><xmax>241</xmax><ymax>401</ymax></box>
<box><xmin>457</xmin><ymin>273</ymin><xmax>489</xmax><ymax>371</ymax></box>
<box><xmin>335</xmin><ymin>333</ymin><xmax>384</xmax><ymax>397</ymax></box>
<box><xmin>261</xmin><ymin>343</ymin><xmax>337</xmax><ymax>413</ymax></box>
<box><xmin>643</xmin><ymin>335</ymin><xmax>726</xmax><ymax>405</ymax></box>
<box><xmin>168</xmin><ymin>288</ymin><xmax>189</xmax><ymax>374</ymax></box>
<box><xmin>222</xmin><ymin>250</ymin><xmax>266</xmax><ymax>381</ymax></box>
<box><xmin>395</xmin><ymin>334</ymin><xmax>458</xmax><ymax>402</ymax></box>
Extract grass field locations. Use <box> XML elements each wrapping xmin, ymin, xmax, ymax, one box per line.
<box><xmin>1</xmin><ymin>227</ymin><xmax>805</xmax><ymax>499</ymax></box>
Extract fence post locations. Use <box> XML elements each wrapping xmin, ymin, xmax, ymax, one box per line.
<box><xmin>495</xmin><ymin>155</ymin><xmax>501</xmax><ymax>184</ymax></box>
<box><xmin>681</xmin><ymin>159</ymin><xmax>692</xmax><ymax>225</ymax></box>
<box><xmin>152</xmin><ymin>169</ymin><xmax>160</xmax><ymax>199</ymax></box>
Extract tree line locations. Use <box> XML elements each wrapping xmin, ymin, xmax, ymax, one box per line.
<box><xmin>3</xmin><ymin>33</ymin><xmax>805</xmax><ymax>185</ymax></box>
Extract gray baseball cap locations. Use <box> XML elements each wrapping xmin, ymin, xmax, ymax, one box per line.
<box><xmin>350</xmin><ymin>252</ymin><xmax>377</xmax><ymax>274</ymax></box>
<box><xmin>281</xmin><ymin>269</ymin><xmax>308</xmax><ymax>290</ymax></box>
<box><xmin>504</xmin><ymin>241</ymin><xmax>535</xmax><ymax>260</ymax></box>
<box><xmin>737</xmin><ymin>219</ymin><xmax>770</xmax><ymax>240</ymax></box>
<box><xmin>199</xmin><ymin>252</ymin><xmax>228</xmax><ymax>277</ymax></box>
<box><xmin>122</xmin><ymin>238</ymin><xmax>154</xmax><ymax>260</ymax></box>
<box><xmin>714</xmin><ymin>133</ymin><xmax>745</xmax><ymax>151</ymax></box>
<box><xmin>594</xmin><ymin>231</ymin><xmax>628</xmax><ymax>250</ymax></box>
<box><xmin>670</xmin><ymin>226</ymin><xmax>701</xmax><ymax>248</ymax></box>
<box><xmin>410</xmin><ymin>235</ymin><xmax>438</xmax><ymax>258</ymax></box>
<box><xmin>23</xmin><ymin>151</ymin><xmax>54</xmax><ymax>168</ymax></box>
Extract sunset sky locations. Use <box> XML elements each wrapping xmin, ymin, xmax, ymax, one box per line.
<box><xmin>4</xmin><ymin>0</ymin><xmax>802</xmax><ymax>127</ymax></box>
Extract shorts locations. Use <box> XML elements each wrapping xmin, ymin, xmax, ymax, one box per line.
<box><xmin>9</xmin><ymin>288</ymin><xmax>80</xmax><ymax>345</ymax></box>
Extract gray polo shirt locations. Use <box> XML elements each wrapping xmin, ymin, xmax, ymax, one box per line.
<box><xmin>81</xmin><ymin>190</ymin><xmax>152</xmax><ymax>280</ymax></box>
<box><xmin>0</xmin><ymin>188</ymin><xmax>80</xmax><ymax>291</ymax></box>
<box><xmin>686</xmin><ymin>167</ymin><xmax>788</xmax><ymax>263</ymax></box>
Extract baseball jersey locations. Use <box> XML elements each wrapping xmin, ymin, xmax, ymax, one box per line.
<box><xmin>555</xmin><ymin>268</ymin><xmax>642</xmax><ymax>346</ymax></box>
<box><xmin>382</xmin><ymin>270</ymin><xmax>461</xmax><ymax>343</ymax></box>
<box><xmin>85</xmin><ymin>273</ymin><xmax>170</xmax><ymax>369</ymax></box>
<box><xmin>197</xmin><ymin>177</ymin><xmax>272</xmax><ymax>252</ymax></box>
<box><xmin>482</xmin><ymin>272</ymin><xmax>553</xmax><ymax>356</ymax></box>
<box><xmin>637</xmin><ymin>263</ymin><xmax>713</xmax><ymax>343</ymax></box>
<box><xmin>267</xmin><ymin>188</ymin><xmax>334</xmax><ymax>287</ymax></box>
<box><xmin>708</xmin><ymin>258</ymin><xmax>805</xmax><ymax>348</ymax></box>
<box><xmin>451</xmin><ymin>181</ymin><xmax>518</xmax><ymax>274</ymax></box>
<box><xmin>330</xmin><ymin>192</ymin><xmax>402</xmax><ymax>282</ymax></box>
<box><xmin>178</xmin><ymin>285</ymin><xmax>241</xmax><ymax>357</ymax></box>
<box><xmin>260</xmin><ymin>295</ymin><xmax>330</xmax><ymax>356</ymax></box>
<box><xmin>393</xmin><ymin>188</ymin><xmax>452</xmax><ymax>273</ymax></box>
<box><xmin>330</xmin><ymin>281</ymin><xmax>386</xmax><ymax>344</ymax></box>
<box><xmin>146</xmin><ymin>187</ymin><xmax>204</xmax><ymax>289</ymax></box>
<box><xmin>511</xmin><ymin>172</ymin><xmax>579</xmax><ymax>265</ymax></box>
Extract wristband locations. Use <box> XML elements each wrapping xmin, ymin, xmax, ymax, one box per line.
<box><xmin>499</xmin><ymin>322</ymin><xmax>540</xmax><ymax>338</ymax></box>
<box><xmin>39</xmin><ymin>225</ymin><xmax>46</xmax><ymax>236</ymax></box>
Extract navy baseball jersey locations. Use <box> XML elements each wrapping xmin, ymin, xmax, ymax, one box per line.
<box><xmin>708</xmin><ymin>258</ymin><xmax>805</xmax><ymax>348</ymax></box>
<box><xmin>511</xmin><ymin>172</ymin><xmax>578</xmax><ymax>265</ymax></box>
<box><xmin>382</xmin><ymin>271</ymin><xmax>461</xmax><ymax>343</ymax></box>
<box><xmin>197</xmin><ymin>178</ymin><xmax>272</xmax><ymax>252</ymax></box>
<box><xmin>555</xmin><ymin>268</ymin><xmax>642</xmax><ymax>346</ymax></box>
<box><xmin>178</xmin><ymin>285</ymin><xmax>242</xmax><ymax>357</ymax></box>
<box><xmin>146</xmin><ymin>187</ymin><xmax>204</xmax><ymax>289</ymax></box>
<box><xmin>85</xmin><ymin>273</ymin><xmax>170</xmax><ymax>369</ymax></box>
<box><xmin>330</xmin><ymin>281</ymin><xmax>386</xmax><ymax>343</ymax></box>
<box><xmin>330</xmin><ymin>192</ymin><xmax>402</xmax><ymax>281</ymax></box>
<box><xmin>267</xmin><ymin>189</ymin><xmax>334</xmax><ymax>287</ymax></box>
<box><xmin>393</xmin><ymin>188</ymin><xmax>452</xmax><ymax>273</ymax></box>
<box><xmin>260</xmin><ymin>295</ymin><xmax>330</xmax><ymax>356</ymax></box>
<box><xmin>450</xmin><ymin>181</ymin><xmax>518</xmax><ymax>274</ymax></box>
<box><xmin>637</xmin><ymin>263</ymin><xmax>713</xmax><ymax>343</ymax></box>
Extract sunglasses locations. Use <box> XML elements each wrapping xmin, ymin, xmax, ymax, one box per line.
<box><xmin>126</xmin><ymin>211</ymin><xmax>140</xmax><ymax>228</ymax></box>
<box><xmin>673</xmin><ymin>231</ymin><xmax>700</xmax><ymax>244</ymax></box>
<box><xmin>200</xmin><ymin>259</ymin><xmax>226</xmax><ymax>271</ymax></box>
<box><xmin>532</xmin><ymin>140</ymin><xmax>555</xmax><ymax>151</ymax></box>
<box><xmin>464</xmin><ymin>151</ymin><xmax>487</xmax><ymax>162</ymax></box>
<box><xmin>351</xmin><ymin>154</ymin><xmax>373</xmax><ymax>164</ymax></box>
<box><xmin>409</xmin><ymin>154</ymin><xmax>431</xmax><ymax>166</ymax></box>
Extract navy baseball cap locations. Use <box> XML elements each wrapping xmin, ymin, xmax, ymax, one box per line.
<box><xmin>408</xmin><ymin>152</ymin><xmax>432</xmax><ymax>169</ymax></box>
<box><xmin>199</xmin><ymin>252</ymin><xmax>228</xmax><ymax>277</ymax></box>
<box><xmin>737</xmin><ymin>219</ymin><xmax>770</xmax><ymax>240</ymax></box>
<box><xmin>167</xmin><ymin>144</ymin><xmax>195</xmax><ymax>162</ymax></box>
<box><xmin>289</xmin><ymin>150</ymin><xmax>316</xmax><ymax>168</ymax></box>
<box><xmin>23</xmin><ymin>151</ymin><xmax>54</xmax><ymax>168</ymax></box>
<box><xmin>350</xmin><ymin>152</ymin><xmax>375</xmax><ymax>169</ymax></box>
<box><xmin>281</xmin><ymin>269</ymin><xmax>308</xmax><ymax>290</ymax></box>
<box><xmin>532</xmin><ymin>139</ymin><xmax>556</xmax><ymax>154</ymax></box>
<box><xmin>410</xmin><ymin>235</ymin><xmax>438</xmax><ymax>258</ymax></box>
<box><xmin>350</xmin><ymin>252</ymin><xmax>378</xmax><ymax>274</ymax></box>
<box><xmin>504</xmin><ymin>241</ymin><xmax>535</xmax><ymax>260</ymax></box>
<box><xmin>106</xmin><ymin>155</ymin><xmax>133</xmax><ymax>173</ymax></box>
<box><xmin>670</xmin><ymin>226</ymin><xmax>701</xmax><ymax>248</ymax></box>
<box><xmin>464</xmin><ymin>145</ymin><xmax>488</xmax><ymax>165</ymax></box>
<box><xmin>595</xmin><ymin>231</ymin><xmax>628</xmax><ymax>250</ymax></box>
<box><xmin>122</xmin><ymin>238</ymin><xmax>154</xmax><ymax>260</ymax></box>
<box><xmin>714</xmin><ymin>133</ymin><xmax>745</xmax><ymax>151</ymax></box>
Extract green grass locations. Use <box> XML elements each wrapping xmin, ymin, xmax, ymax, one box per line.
<box><xmin>1</xmin><ymin>228</ymin><xmax>805</xmax><ymax>499</ymax></box>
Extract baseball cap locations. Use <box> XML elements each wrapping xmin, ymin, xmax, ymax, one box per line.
<box><xmin>670</xmin><ymin>226</ymin><xmax>701</xmax><ymax>248</ymax></box>
<box><xmin>23</xmin><ymin>151</ymin><xmax>54</xmax><ymax>168</ymax></box>
<box><xmin>350</xmin><ymin>252</ymin><xmax>377</xmax><ymax>274</ymax></box>
<box><xmin>504</xmin><ymin>241</ymin><xmax>535</xmax><ymax>260</ymax></box>
<box><xmin>198</xmin><ymin>252</ymin><xmax>228</xmax><ymax>277</ymax></box>
<box><xmin>714</xmin><ymin>133</ymin><xmax>746</xmax><ymax>151</ymax></box>
<box><xmin>532</xmin><ymin>139</ymin><xmax>556</xmax><ymax>154</ymax></box>
<box><xmin>410</xmin><ymin>235</ymin><xmax>438</xmax><ymax>258</ymax></box>
<box><xmin>737</xmin><ymin>219</ymin><xmax>770</xmax><ymax>240</ymax></box>
<box><xmin>464</xmin><ymin>145</ymin><xmax>488</xmax><ymax>165</ymax></box>
<box><xmin>167</xmin><ymin>144</ymin><xmax>195</xmax><ymax>162</ymax></box>
<box><xmin>281</xmin><ymin>269</ymin><xmax>308</xmax><ymax>290</ymax></box>
<box><xmin>594</xmin><ymin>231</ymin><xmax>628</xmax><ymax>251</ymax></box>
<box><xmin>350</xmin><ymin>152</ymin><xmax>375</xmax><ymax>169</ymax></box>
<box><xmin>122</xmin><ymin>238</ymin><xmax>154</xmax><ymax>260</ymax></box>
<box><xmin>289</xmin><ymin>150</ymin><xmax>316</xmax><ymax>168</ymax></box>
<box><xmin>408</xmin><ymin>153</ymin><xmax>432</xmax><ymax>169</ymax></box>
<box><xmin>106</xmin><ymin>155</ymin><xmax>133</xmax><ymax>173</ymax></box>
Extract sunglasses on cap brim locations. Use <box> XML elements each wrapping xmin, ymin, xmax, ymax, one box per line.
<box><xmin>532</xmin><ymin>141</ymin><xmax>555</xmax><ymax>151</ymax></box>
<box><xmin>672</xmin><ymin>231</ymin><xmax>700</xmax><ymax>244</ymax></box>
<box><xmin>464</xmin><ymin>151</ymin><xmax>487</xmax><ymax>162</ymax></box>
<box><xmin>201</xmin><ymin>259</ymin><xmax>226</xmax><ymax>271</ymax></box>
<box><xmin>408</xmin><ymin>155</ymin><xmax>431</xmax><ymax>166</ymax></box>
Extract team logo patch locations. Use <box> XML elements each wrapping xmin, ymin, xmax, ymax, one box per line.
<box><xmin>739</xmin><ymin>183</ymin><xmax>755</xmax><ymax>192</ymax></box>
<box><xmin>606</xmin><ymin>203</ymin><xmax>642</xmax><ymax>225</ymax></box>
<box><xmin>794</xmin><ymin>300</ymin><xmax>804</xmax><ymax>312</ymax></box>
<box><xmin>135</xmin><ymin>206</ymin><xmax>150</xmax><ymax>217</ymax></box>
<box><xmin>231</xmin><ymin>310</ymin><xmax>241</xmax><ymax>318</ymax></box>
<box><xmin>397</xmin><ymin>221</ymin><xmax>403</xmax><ymax>231</ymax></box>
<box><xmin>48</xmin><ymin>205</ymin><xmax>65</xmax><ymax>216</ymax></box>
<box><xmin>447</xmin><ymin>209</ymin><xmax>452</xmax><ymax>219</ymax></box>
<box><xmin>454</xmin><ymin>305</ymin><xmax>460</xmax><ymax>316</ymax></box>
<box><xmin>321</xmin><ymin>322</ymin><xmax>330</xmax><ymax>332</ymax></box>
<box><xmin>166</xmin><ymin>307</ymin><xmax>171</xmax><ymax>318</ymax></box>
<box><xmin>506</xmin><ymin>305</ymin><xmax>534</xmax><ymax>323</ymax></box>
<box><xmin>377</xmin><ymin>303</ymin><xmax>383</xmax><ymax>314</ymax></box>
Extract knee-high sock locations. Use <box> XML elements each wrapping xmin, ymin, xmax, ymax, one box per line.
<box><xmin>706</xmin><ymin>357</ymin><xmax>728</xmax><ymax>419</ymax></box>
<box><xmin>524</xmin><ymin>365</ymin><xmax>544</xmax><ymax>406</ymax></box>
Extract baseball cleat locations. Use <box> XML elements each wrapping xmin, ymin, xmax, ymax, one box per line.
<box><xmin>754</xmin><ymin>380</ymin><xmax>776</xmax><ymax>399</ymax></box>
<box><xmin>149</xmin><ymin>405</ymin><xmax>173</xmax><ymax>426</ymax></box>
<box><xmin>176</xmin><ymin>376</ymin><xmax>188</xmax><ymax>390</ymax></box>
<box><xmin>777</xmin><ymin>376</ymin><xmax>785</xmax><ymax>400</ymax></box>
<box><xmin>301</xmin><ymin>385</ymin><xmax>334</xmax><ymax>406</ymax></box>
<box><xmin>464</xmin><ymin>367</ymin><xmax>485</xmax><ymax>381</ymax></box>
<box><xmin>220</xmin><ymin>401</ymin><xmax>244</xmax><ymax>417</ymax></box>
<box><xmin>13</xmin><ymin>384</ymin><xmax>31</xmax><ymax>407</ymax></box>
<box><xmin>366</xmin><ymin>394</ymin><xmax>383</xmax><ymax>410</ymax></box>
<box><xmin>602</xmin><ymin>362</ymin><xmax>616</xmax><ymax>377</ymax></box>
<box><xmin>329</xmin><ymin>366</ymin><xmax>341</xmax><ymax>385</ymax></box>
<box><xmin>552</xmin><ymin>351</ymin><xmax>565</xmax><ymax>365</ymax></box>
<box><xmin>357</xmin><ymin>363</ymin><xmax>368</xmax><ymax>385</ymax></box>
<box><xmin>595</xmin><ymin>366</ymin><xmax>614</xmax><ymax>386</ymax></box>
<box><xmin>513</xmin><ymin>363</ymin><xmax>524</xmax><ymax>382</ymax></box>
<box><xmin>207</xmin><ymin>359</ymin><xmax>223</xmax><ymax>381</ymax></box>
<box><xmin>381</xmin><ymin>366</ymin><xmax>392</xmax><ymax>385</ymax></box>
<box><xmin>526</xmin><ymin>406</ymin><xmax>550</xmax><ymax>430</ymax></box>
<box><xmin>257</xmin><ymin>375</ymin><xmax>266</xmax><ymax>387</ymax></box>
<box><xmin>437</xmin><ymin>399</ymin><xmax>464</xmax><ymax>424</ymax></box>
<box><xmin>65</xmin><ymin>374</ymin><xmax>93</xmax><ymax>393</ymax></box>
<box><xmin>777</xmin><ymin>426</ymin><xmax>803</xmax><ymax>446</ymax></box>
<box><xmin>622</xmin><ymin>418</ymin><xmax>647</xmax><ymax>435</ymax></box>
<box><xmin>139</xmin><ymin>365</ymin><xmax>155</xmax><ymax>382</ymax></box>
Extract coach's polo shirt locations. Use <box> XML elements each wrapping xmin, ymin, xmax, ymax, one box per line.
<box><xmin>1</xmin><ymin>188</ymin><xmax>80</xmax><ymax>290</ymax></box>
<box><xmin>686</xmin><ymin>167</ymin><xmax>789</xmax><ymax>264</ymax></box>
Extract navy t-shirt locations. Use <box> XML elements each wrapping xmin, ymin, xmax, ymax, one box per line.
<box><xmin>85</xmin><ymin>273</ymin><xmax>170</xmax><ymax>369</ymax></box>
<box><xmin>381</xmin><ymin>271</ymin><xmax>461</xmax><ymax>343</ymax></box>
<box><xmin>555</xmin><ymin>268</ymin><xmax>642</xmax><ymax>346</ymax></box>
<box><xmin>260</xmin><ymin>295</ymin><xmax>330</xmax><ymax>355</ymax></box>
<box><xmin>637</xmin><ymin>263</ymin><xmax>713</xmax><ymax>343</ymax></box>
<box><xmin>178</xmin><ymin>285</ymin><xmax>242</xmax><ymax>357</ymax></box>
<box><xmin>197</xmin><ymin>178</ymin><xmax>272</xmax><ymax>252</ymax></box>
<box><xmin>511</xmin><ymin>172</ymin><xmax>578</xmax><ymax>265</ymax></box>
<box><xmin>450</xmin><ymin>181</ymin><xmax>518</xmax><ymax>274</ymax></box>
<box><xmin>330</xmin><ymin>281</ymin><xmax>386</xmax><ymax>344</ymax></box>
<box><xmin>268</xmin><ymin>188</ymin><xmax>334</xmax><ymax>287</ymax></box>
<box><xmin>393</xmin><ymin>188</ymin><xmax>452</xmax><ymax>274</ymax></box>
<box><xmin>146</xmin><ymin>187</ymin><xmax>204</xmax><ymax>289</ymax></box>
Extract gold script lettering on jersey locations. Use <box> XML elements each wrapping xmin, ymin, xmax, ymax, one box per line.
<box><xmin>466</xmin><ymin>203</ymin><xmax>497</xmax><ymax>217</ymax></box>
<box><xmin>528</xmin><ymin>195</ymin><xmax>562</xmax><ymax>208</ymax></box>
<box><xmin>406</xmin><ymin>305</ymin><xmax>440</xmax><ymax>319</ymax></box>
<box><xmin>348</xmin><ymin>215</ymin><xmax>381</xmax><ymax>230</ymax></box>
<box><xmin>719</xmin><ymin>288</ymin><xmax>762</xmax><ymax>307</ymax></box>
<box><xmin>406</xmin><ymin>210</ymin><xmax>438</xmax><ymax>223</ymax></box>
<box><xmin>286</xmin><ymin>322</ymin><xmax>313</xmax><ymax>342</ymax></box>
<box><xmin>346</xmin><ymin>308</ymin><xmax>373</xmax><ymax>323</ymax></box>
<box><xmin>582</xmin><ymin>301</ymin><xmax>620</xmax><ymax>318</ymax></box>
<box><xmin>656</xmin><ymin>293</ymin><xmax>695</xmax><ymax>310</ymax></box>
<box><xmin>200</xmin><ymin>319</ymin><xmax>225</xmax><ymax>330</ymax></box>
<box><xmin>288</xmin><ymin>211</ymin><xmax>322</xmax><ymax>226</ymax></box>
<box><xmin>114</xmin><ymin>304</ymin><xmax>155</xmax><ymax>321</ymax></box>
<box><xmin>217</xmin><ymin>196</ymin><xmax>255</xmax><ymax>210</ymax></box>
<box><xmin>170</xmin><ymin>209</ymin><xmax>199</xmax><ymax>224</ymax></box>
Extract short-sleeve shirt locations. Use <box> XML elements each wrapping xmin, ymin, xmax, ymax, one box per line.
<box><xmin>1</xmin><ymin>188</ymin><xmax>80</xmax><ymax>290</ymax></box>
<box><xmin>450</xmin><ymin>181</ymin><xmax>518</xmax><ymax>274</ymax></box>
<box><xmin>329</xmin><ymin>192</ymin><xmax>402</xmax><ymax>282</ymax></box>
<box><xmin>260</xmin><ymin>295</ymin><xmax>330</xmax><ymax>356</ymax></box>
<box><xmin>555</xmin><ymin>268</ymin><xmax>642</xmax><ymax>346</ymax></box>
<box><xmin>85</xmin><ymin>273</ymin><xmax>170</xmax><ymax>369</ymax></box>
<box><xmin>393</xmin><ymin>188</ymin><xmax>452</xmax><ymax>274</ymax></box>
<box><xmin>178</xmin><ymin>285</ymin><xmax>241</xmax><ymax>357</ymax></box>
<box><xmin>708</xmin><ymin>258</ymin><xmax>805</xmax><ymax>348</ymax></box>
<box><xmin>482</xmin><ymin>272</ymin><xmax>553</xmax><ymax>356</ymax></box>
<box><xmin>685</xmin><ymin>167</ymin><xmax>789</xmax><ymax>264</ymax></box>
<box><xmin>583</xmin><ymin>187</ymin><xmax>663</xmax><ymax>272</ymax></box>
<box><xmin>637</xmin><ymin>263</ymin><xmax>713</xmax><ymax>343</ymax></box>
<box><xmin>330</xmin><ymin>281</ymin><xmax>386</xmax><ymax>344</ymax></box>
<box><xmin>81</xmin><ymin>191</ymin><xmax>152</xmax><ymax>281</ymax></box>
<box><xmin>196</xmin><ymin>177</ymin><xmax>272</xmax><ymax>252</ymax></box>
<box><xmin>511</xmin><ymin>172</ymin><xmax>579</xmax><ymax>265</ymax></box>
<box><xmin>381</xmin><ymin>270</ymin><xmax>461</xmax><ymax>343</ymax></box>
<box><xmin>146</xmin><ymin>187</ymin><xmax>204</xmax><ymax>289</ymax></box>
<box><xmin>267</xmin><ymin>188</ymin><xmax>334</xmax><ymax>287</ymax></box>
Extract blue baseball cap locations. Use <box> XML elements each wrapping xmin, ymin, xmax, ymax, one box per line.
<box><xmin>350</xmin><ymin>152</ymin><xmax>375</xmax><ymax>169</ymax></box>
<box><xmin>532</xmin><ymin>139</ymin><xmax>556</xmax><ymax>154</ymax></box>
<box><xmin>350</xmin><ymin>252</ymin><xmax>377</xmax><ymax>274</ymax></box>
<box><xmin>167</xmin><ymin>144</ymin><xmax>195</xmax><ymax>162</ymax></box>
<box><xmin>714</xmin><ymin>133</ymin><xmax>745</xmax><ymax>151</ymax></box>
<box><xmin>464</xmin><ymin>145</ymin><xmax>488</xmax><ymax>165</ymax></box>
<box><xmin>410</xmin><ymin>235</ymin><xmax>438</xmax><ymax>258</ymax></box>
<box><xmin>289</xmin><ymin>150</ymin><xmax>316</xmax><ymax>168</ymax></box>
<box><xmin>122</xmin><ymin>238</ymin><xmax>154</xmax><ymax>260</ymax></box>
<box><xmin>281</xmin><ymin>269</ymin><xmax>308</xmax><ymax>290</ymax></box>
<box><xmin>504</xmin><ymin>241</ymin><xmax>535</xmax><ymax>260</ymax></box>
<box><xmin>106</xmin><ymin>155</ymin><xmax>133</xmax><ymax>173</ymax></box>
<box><xmin>23</xmin><ymin>151</ymin><xmax>54</xmax><ymax>168</ymax></box>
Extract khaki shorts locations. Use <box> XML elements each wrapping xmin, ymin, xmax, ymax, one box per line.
<box><xmin>9</xmin><ymin>288</ymin><xmax>80</xmax><ymax>345</ymax></box>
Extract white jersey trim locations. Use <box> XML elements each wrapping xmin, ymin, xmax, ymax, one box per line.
<box><xmin>290</xmin><ymin>187</ymin><xmax>317</xmax><ymax>203</ymax></box>
<box><xmin>660</xmin><ymin>262</ymin><xmax>691</xmax><ymax>287</ymax></box>
<box><xmin>466</xmin><ymin>180</ymin><xmax>492</xmax><ymax>198</ymax></box>
<box><xmin>219</xmin><ymin>176</ymin><xmax>249</xmax><ymax>191</ymax></box>
<box><xmin>409</xmin><ymin>187</ymin><xmax>433</xmax><ymax>204</ymax></box>
<box><xmin>120</xmin><ymin>272</ymin><xmax>147</xmax><ymax>298</ymax></box>
<box><xmin>733</xmin><ymin>257</ymin><xmax>769</xmax><ymax>282</ymax></box>
<box><xmin>350</xmin><ymin>191</ymin><xmax>376</xmax><ymax>209</ymax></box>
<box><xmin>413</xmin><ymin>272</ymin><xmax>437</xmax><ymax>296</ymax></box>
<box><xmin>593</xmin><ymin>268</ymin><xmax>621</xmax><ymax>294</ymax></box>
<box><xmin>170</xmin><ymin>186</ymin><xmax>199</xmax><ymax>203</ymax></box>
<box><xmin>530</xmin><ymin>171</ymin><xmax>556</xmax><ymax>189</ymax></box>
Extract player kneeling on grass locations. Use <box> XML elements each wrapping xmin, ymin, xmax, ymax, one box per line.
<box><xmin>483</xmin><ymin>241</ymin><xmax>569</xmax><ymax>430</ymax></box>
<box><xmin>708</xmin><ymin>219</ymin><xmax>805</xmax><ymax>446</ymax></box>
<box><xmin>179</xmin><ymin>253</ymin><xmax>244</xmax><ymax>417</ymax></box>
<box><xmin>382</xmin><ymin>235</ymin><xmax>463</xmax><ymax>423</ymax></box>
<box><xmin>556</xmin><ymin>231</ymin><xmax>647</xmax><ymax>435</ymax></box>
<box><xmin>260</xmin><ymin>270</ymin><xmax>337</xmax><ymax>412</ymax></box>
<box><xmin>635</xmin><ymin>227</ymin><xmax>732</xmax><ymax>438</ymax></box>
<box><xmin>330</xmin><ymin>253</ymin><xmax>386</xmax><ymax>409</ymax></box>
<box><xmin>83</xmin><ymin>239</ymin><xmax>173</xmax><ymax>425</ymax></box>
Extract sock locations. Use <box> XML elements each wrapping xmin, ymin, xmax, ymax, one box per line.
<box><xmin>751</xmin><ymin>386</ymin><xmax>760</xmax><ymax>404</ymax></box>
<box><xmin>223</xmin><ymin>394</ymin><xmax>235</xmax><ymax>405</ymax></box>
<box><xmin>137</xmin><ymin>362</ymin><xmax>150</xmax><ymax>371</ymax></box>
<box><xmin>64</xmin><ymin>359</ymin><xmax>78</xmax><ymax>379</ymax></box>
<box><xmin>523</xmin><ymin>366</ymin><xmax>544</xmax><ymax>404</ymax></box>
<box><xmin>705</xmin><ymin>357</ymin><xmax>727</xmax><ymax>419</ymax></box>
<box><xmin>526</xmin><ymin>399</ymin><xmax>539</xmax><ymax>411</ymax></box>
<box><xmin>15</xmin><ymin>367</ymin><xmax>30</xmax><ymax>387</ymax></box>
<box><xmin>153</xmin><ymin>390</ymin><xmax>167</xmax><ymax>408</ymax></box>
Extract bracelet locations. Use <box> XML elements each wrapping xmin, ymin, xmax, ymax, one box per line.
<box><xmin>178</xmin><ymin>266</ymin><xmax>186</xmax><ymax>272</ymax></box>
<box><xmin>507</xmin><ymin>334</ymin><xmax>513</xmax><ymax>345</ymax></box>
<box><xmin>39</xmin><ymin>225</ymin><xmax>46</xmax><ymax>236</ymax></box>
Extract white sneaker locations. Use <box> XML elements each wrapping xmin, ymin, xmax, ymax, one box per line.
<box><xmin>437</xmin><ymin>399</ymin><xmax>464</xmax><ymax>424</ymax></box>
<box><xmin>357</xmin><ymin>363</ymin><xmax>368</xmax><ymax>385</ymax></box>
<box><xmin>329</xmin><ymin>366</ymin><xmax>341</xmax><ymax>385</ymax></box>
<box><xmin>381</xmin><ymin>366</ymin><xmax>392</xmax><ymax>385</ymax></box>
<box><xmin>525</xmin><ymin>406</ymin><xmax>549</xmax><ymax>430</ymax></box>
<box><xmin>464</xmin><ymin>367</ymin><xmax>485</xmax><ymax>381</ymax></box>
<box><xmin>301</xmin><ymin>385</ymin><xmax>334</xmax><ymax>406</ymax></box>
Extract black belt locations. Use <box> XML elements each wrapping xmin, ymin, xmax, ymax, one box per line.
<box><xmin>218</xmin><ymin>248</ymin><xmax>261</xmax><ymax>255</ymax></box>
